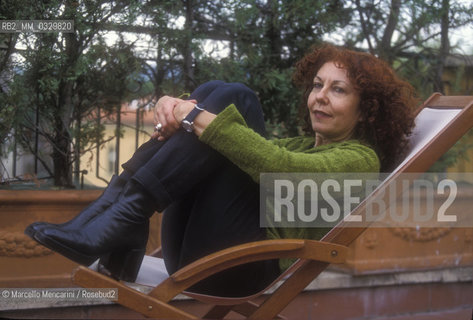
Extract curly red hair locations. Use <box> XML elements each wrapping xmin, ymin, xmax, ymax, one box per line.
<box><xmin>293</xmin><ymin>44</ymin><xmax>418</xmax><ymax>171</ymax></box>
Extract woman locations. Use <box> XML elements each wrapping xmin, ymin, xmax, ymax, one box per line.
<box><xmin>25</xmin><ymin>44</ymin><xmax>416</xmax><ymax>297</ymax></box>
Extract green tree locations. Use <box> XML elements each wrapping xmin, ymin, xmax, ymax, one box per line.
<box><xmin>349</xmin><ymin>0</ymin><xmax>473</xmax><ymax>171</ymax></box>
<box><xmin>4</xmin><ymin>0</ymin><xmax>471</xmax><ymax>187</ymax></box>
<box><xmin>0</xmin><ymin>0</ymin><xmax>39</xmax><ymax>150</ymax></box>
<box><xmin>349</xmin><ymin>0</ymin><xmax>473</xmax><ymax>95</ymax></box>
<box><xmin>2</xmin><ymin>0</ymin><xmax>142</xmax><ymax>187</ymax></box>
<box><xmin>192</xmin><ymin>0</ymin><xmax>350</xmax><ymax>136</ymax></box>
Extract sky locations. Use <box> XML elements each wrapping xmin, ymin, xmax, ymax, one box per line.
<box><xmin>450</xmin><ymin>24</ymin><xmax>473</xmax><ymax>54</ymax></box>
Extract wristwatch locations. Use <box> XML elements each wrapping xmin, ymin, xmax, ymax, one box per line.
<box><xmin>181</xmin><ymin>103</ymin><xmax>205</xmax><ymax>133</ymax></box>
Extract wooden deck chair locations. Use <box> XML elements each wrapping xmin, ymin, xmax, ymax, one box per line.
<box><xmin>73</xmin><ymin>93</ymin><xmax>473</xmax><ymax>319</ymax></box>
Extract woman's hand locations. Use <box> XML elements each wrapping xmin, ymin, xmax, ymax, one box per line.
<box><xmin>152</xmin><ymin>96</ymin><xmax>197</xmax><ymax>141</ymax></box>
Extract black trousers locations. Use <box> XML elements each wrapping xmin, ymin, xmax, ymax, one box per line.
<box><xmin>121</xmin><ymin>81</ymin><xmax>280</xmax><ymax>297</ymax></box>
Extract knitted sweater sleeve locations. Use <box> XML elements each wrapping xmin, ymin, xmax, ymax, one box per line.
<box><xmin>199</xmin><ymin>104</ymin><xmax>380</xmax><ymax>183</ymax></box>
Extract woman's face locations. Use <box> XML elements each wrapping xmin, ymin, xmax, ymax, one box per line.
<box><xmin>307</xmin><ymin>61</ymin><xmax>361</xmax><ymax>145</ymax></box>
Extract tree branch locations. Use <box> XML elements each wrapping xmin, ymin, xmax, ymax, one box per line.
<box><xmin>379</xmin><ymin>0</ymin><xmax>401</xmax><ymax>61</ymax></box>
<box><xmin>355</xmin><ymin>0</ymin><xmax>375</xmax><ymax>54</ymax></box>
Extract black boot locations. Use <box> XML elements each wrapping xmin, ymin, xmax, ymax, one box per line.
<box><xmin>26</xmin><ymin>180</ymin><xmax>156</xmax><ymax>282</ymax></box>
<box><xmin>25</xmin><ymin>175</ymin><xmax>127</xmax><ymax>238</ymax></box>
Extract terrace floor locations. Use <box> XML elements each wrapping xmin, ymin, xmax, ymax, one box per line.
<box><xmin>1</xmin><ymin>267</ymin><xmax>472</xmax><ymax>319</ymax></box>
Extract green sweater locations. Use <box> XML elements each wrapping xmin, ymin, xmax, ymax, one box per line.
<box><xmin>199</xmin><ymin>104</ymin><xmax>380</xmax><ymax>269</ymax></box>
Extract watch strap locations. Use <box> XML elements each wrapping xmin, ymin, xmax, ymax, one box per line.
<box><xmin>182</xmin><ymin>103</ymin><xmax>205</xmax><ymax>132</ymax></box>
<box><xmin>184</xmin><ymin>103</ymin><xmax>205</xmax><ymax>123</ymax></box>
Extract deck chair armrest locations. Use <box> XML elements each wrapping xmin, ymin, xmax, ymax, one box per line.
<box><xmin>171</xmin><ymin>239</ymin><xmax>347</xmax><ymax>282</ymax></box>
<box><xmin>149</xmin><ymin>239</ymin><xmax>348</xmax><ymax>302</ymax></box>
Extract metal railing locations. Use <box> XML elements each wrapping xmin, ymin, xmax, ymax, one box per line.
<box><xmin>1</xmin><ymin>103</ymin><xmax>152</xmax><ymax>189</ymax></box>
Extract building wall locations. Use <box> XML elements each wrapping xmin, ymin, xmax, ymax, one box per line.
<box><xmin>79</xmin><ymin>108</ymin><xmax>155</xmax><ymax>188</ymax></box>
